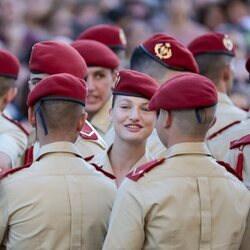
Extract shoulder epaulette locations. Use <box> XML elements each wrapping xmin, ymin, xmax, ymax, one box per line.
<box><xmin>2</xmin><ymin>113</ymin><xmax>29</xmax><ymax>136</ymax></box>
<box><xmin>0</xmin><ymin>163</ymin><xmax>31</xmax><ymax>180</ymax></box>
<box><xmin>216</xmin><ymin>160</ymin><xmax>243</xmax><ymax>181</ymax></box>
<box><xmin>90</xmin><ymin>162</ymin><xmax>116</xmax><ymax>180</ymax></box>
<box><xmin>207</xmin><ymin>121</ymin><xmax>241</xmax><ymax>140</ymax></box>
<box><xmin>23</xmin><ymin>146</ymin><xmax>34</xmax><ymax>165</ymax></box>
<box><xmin>127</xmin><ymin>158</ymin><xmax>165</xmax><ymax>181</ymax></box>
<box><xmin>230</xmin><ymin>134</ymin><xmax>250</xmax><ymax>149</ymax></box>
<box><xmin>79</xmin><ymin>122</ymin><xmax>98</xmax><ymax>140</ymax></box>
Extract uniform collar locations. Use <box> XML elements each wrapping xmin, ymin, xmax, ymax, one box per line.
<box><xmin>35</xmin><ymin>141</ymin><xmax>83</xmax><ymax>161</ymax></box>
<box><xmin>217</xmin><ymin>92</ymin><xmax>234</xmax><ymax>105</ymax></box>
<box><xmin>96</xmin><ymin>145</ymin><xmax>155</xmax><ymax>175</ymax></box>
<box><xmin>90</xmin><ymin>97</ymin><xmax>112</xmax><ymax>134</ymax></box>
<box><xmin>166</xmin><ymin>142</ymin><xmax>211</xmax><ymax>159</ymax></box>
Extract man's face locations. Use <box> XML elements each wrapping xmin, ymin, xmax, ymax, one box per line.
<box><xmin>85</xmin><ymin>67</ymin><xmax>115</xmax><ymax>117</ymax></box>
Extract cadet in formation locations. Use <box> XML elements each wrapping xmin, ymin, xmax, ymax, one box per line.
<box><xmin>103</xmin><ymin>72</ymin><xmax>250</xmax><ymax>250</ymax></box>
<box><xmin>0</xmin><ymin>73</ymin><xmax>116</xmax><ymax>250</ymax></box>
<box><xmin>90</xmin><ymin>69</ymin><xmax>158</xmax><ymax>187</ymax></box>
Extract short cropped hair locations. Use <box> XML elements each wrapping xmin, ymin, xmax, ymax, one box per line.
<box><xmin>172</xmin><ymin>105</ymin><xmax>216</xmax><ymax>137</ymax></box>
<box><xmin>194</xmin><ymin>54</ymin><xmax>233</xmax><ymax>85</ymax></box>
<box><xmin>37</xmin><ymin>100</ymin><xmax>85</xmax><ymax>133</ymax></box>
<box><xmin>130</xmin><ymin>47</ymin><xmax>168</xmax><ymax>83</ymax></box>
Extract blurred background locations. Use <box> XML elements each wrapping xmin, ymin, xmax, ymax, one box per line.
<box><xmin>1</xmin><ymin>0</ymin><xmax>250</xmax><ymax>122</ymax></box>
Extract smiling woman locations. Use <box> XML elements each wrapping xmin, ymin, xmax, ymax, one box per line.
<box><xmin>90</xmin><ymin>69</ymin><xmax>159</xmax><ymax>187</ymax></box>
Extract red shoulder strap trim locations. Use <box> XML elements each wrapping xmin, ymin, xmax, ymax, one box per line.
<box><xmin>2</xmin><ymin>113</ymin><xmax>29</xmax><ymax>136</ymax></box>
<box><xmin>23</xmin><ymin>146</ymin><xmax>34</xmax><ymax>165</ymax></box>
<box><xmin>0</xmin><ymin>163</ymin><xmax>31</xmax><ymax>180</ymax></box>
<box><xmin>217</xmin><ymin>160</ymin><xmax>243</xmax><ymax>181</ymax></box>
<box><xmin>127</xmin><ymin>158</ymin><xmax>165</xmax><ymax>181</ymax></box>
<box><xmin>79</xmin><ymin>122</ymin><xmax>98</xmax><ymax>140</ymax></box>
<box><xmin>90</xmin><ymin>163</ymin><xmax>116</xmax><ymax>180</ymax></box>
<box><xmin>207</xmin><ymin>121</ymin><xmax>241</xmax><ymax>140</ymax></box>
<box><xmin>230</xmin><ymin>134</ymin><xmax>250</xmax><ymax>149</ymax></box>
<box><xmin>84</xmin><ymin>155</ymin><xmax>94</xmax><ymax>162</ymax></box>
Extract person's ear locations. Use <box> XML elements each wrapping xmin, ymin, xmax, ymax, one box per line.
<box><xmin>209</xmin><ymin>116</ymin><xmax>217</xmax><ymax>129</ymax></box>
<box><xmin>77</xmin><ymin>112</ymin><xmax>87</xmax><ymax>132</ymax></box>
<box><xmin>3</xmin><ymin>87</ymin><xmax>17</xmax><ymax>105</ymax></box>
<box><xmin>28</xmin><ymin>106</ymin><xmax>36</xmax><ymax>128</ymax></box>
<box><xmin>164</xmin><ymin>110</ymin><xmax>172</xmax><ymax>129</ymax></box>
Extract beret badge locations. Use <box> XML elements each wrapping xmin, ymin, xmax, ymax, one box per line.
<box><xmin>154</xmin><ymin>42</ymin><xmax>172</xmax><ymax>60</ymax></box>
<box><xmin>223</xmin><ymin>35</ymin><xmax>233</xmax><ymax>51</ymax></box>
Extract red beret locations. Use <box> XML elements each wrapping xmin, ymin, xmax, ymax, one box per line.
<box><xmin>77</xmin><ymin>24</ymin><xmax>127</xmax><ymax>50</ymax></box>
<box><xmin>113</xmin><ymin>69</ymin><xmax>158</xmax><ymax>100</ymax></box>
<box><xmin>188</xmin><ymin>32</ymin><xmax>235</xmax><ymax>57</ymax></box>
<box><xmin>71</xmin><ymin>39</ymin><xmax>119</xmax><ymax>69</ymax></box>
<box><xmin>29</xmin><ymin>41</ymin><xmax>87</xmax><ymax>79</ymax></box>
<box><xmin>140</xmin><ymin>33</ymin><xmax>198</xmax><ymax>73</ymax></box>
<box><xmin>246</xmin><ymin>57</ymin><xmax>250</xmax><ymax>73</ymax></box>
<box><xmin>149</xmin><ymin>72</ymin><xmax>217</xmax><ymax>111</ymax></box>
<box><xmin>27</xmin><ymin>73</ymin><xmax>87</xmax><ymax>107</ymax></box>
<box><xmin>0</xmin><ymin>49</ymin><xmax>20</xmax><ymax>79</ymax></box>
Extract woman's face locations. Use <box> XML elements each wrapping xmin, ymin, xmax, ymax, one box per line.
<box><xmin>111</xmin><ymin>95</ymin><xmax>157</xmax><ymax>144</ymax></box>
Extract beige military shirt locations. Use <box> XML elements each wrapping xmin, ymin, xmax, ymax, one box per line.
<box><xmin>91</xmin><ymin>146</ymin><xmax>155</xmax><ymax>184</ymax></box>
<box><xmin>0</xmin><ymin>141</ymin><xmax>116</xmax><ymax>250</ymax></box>
<box><xmin>91</xmin><ymin>97</ymin><xmax>113</xmax><ymax>140</ymax></box>
<box><xmin>0</xmin><ymin>112</ymin><xmax>28</xmax><ymax>167</ymax></box>
<box><xmin>206</xmin><ymin>92</ymin><xmax>247</xmax><ymax>160</ymax></box>
<box><xmin>103</xmin><ymin>142</ymin><xmax>250</xmax><ymax>250</ymax></box>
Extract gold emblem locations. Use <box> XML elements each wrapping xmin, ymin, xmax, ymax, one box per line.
<box><xmin>114</xmin><ymin>73</ymin><xmax>120</xmax><ymax>88</ymax></box>
<box><xmin>154</xmin><ymin>43</ymin><xmax>172</xmax><ymax>60</ymax></box>
<box><xmin>223</xmin><ymin>35</ymin><xmax>233</xmax><ymax>51</ymax></box>
<box><xmin>119</xmin><ymin>29</ymin><xmax>127</xmax><ymax>46</ymax></box>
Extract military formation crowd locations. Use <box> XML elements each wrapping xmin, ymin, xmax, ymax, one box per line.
<box><xmin>0</xmin><ymin>0</ymin><xmax>250</xmax><ymax>250</ymax></box>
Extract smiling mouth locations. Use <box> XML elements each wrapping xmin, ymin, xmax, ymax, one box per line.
<box><xmin>125</xmin><ymin>124</ymin><xmax>143</xmax><ymax>129</ymax></box>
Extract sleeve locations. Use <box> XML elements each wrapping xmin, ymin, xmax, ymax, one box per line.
<box><xmin>240</xmin><ymin>207</ymin><xmax>250</xmax><ymax>250</ymax></box>
<box><xmin>0</xmin><ymin>131</ymin><xmax>28</xmax><ymax>167</ymax></box>
<box><xmin>102</xmin><ymin>179</ymin><xmax>146</xmax><ymax>250</ymax></box>
<box><xmin>0</xmin><ymin>182</ymin><xmax>9</xmax><ymax>246</ymax></box>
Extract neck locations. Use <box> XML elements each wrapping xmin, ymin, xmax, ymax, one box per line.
<box><xmin>109</xmin><ymin>138</ymin><xmax>146</xmax><ymax>186</ymax></box>
<box><xmin>38</xmin><ymin>128</ymin><xmax>77</xmax><ymax>147</ymax></box>
<box><xmin>167</xmin><ymin>135</ymin><xmax>204</xmax><ymax>149</ymax></box>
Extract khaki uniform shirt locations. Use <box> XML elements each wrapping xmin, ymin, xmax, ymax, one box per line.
<box><xmin>0</xmin><ymin>113</ymin><xmax>28</xmax><ymax>167</ymax></box>
<box><xmin>91</xmin><ymin>97</ymin><xmax>113</xmax><ymax>140</ymax></box>
<box><xmin>0</xmin><ymin>142</ymin><xmax>116</xmax><ymax>250</ymax></box>
<box><xmin>103</xmin><ymin>142</ymin><xmax>250</xmax><ymax>250</ymax></box>
<box><xmin>206</xmin><ymin>92</ymin><xmax>247</xmax><ymax>160</ymax></box>
<box><xmin>91</xmin><ymin>146</ymin><xmax>155</xmax><ymax>182</ymax></box>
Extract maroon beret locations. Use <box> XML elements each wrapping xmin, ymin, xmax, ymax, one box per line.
<box><xmin>71</xmin><ymin>39</ymin><xmax>120</xmax><ymax>69</ymax></box>
<box><xmin>246</xmin><ymin>57</ymin><xmax>250</xmax><ymax>73</ymax></box>
<box><xmin>113</xmin><ymin>69</ymin><xmax>158</xmax><ymax>100</ymax></box>
<box><xmin>27</xmin><ymin>73</ymin><xmax>87</xmax><ymax>107</ymax></box>
<box><xmin>77</xmin><ymin>24</ymin><xmax>127</xmax><ymax>50</ymax></box>
<box><xmin>188</xmin><ymin>32</ymin><xmax>235</xmax><ymax>57</ymax></box>
<box><xmin>149</xmin><ymin>72</ymin><xmax>217</xmax><ymax>111</ymax></box>
<box><xmin>0</xmin><ymin>49</ymin><xmax>20</xmax><ymax>79</ymax></box>
<box><xmin>140</xmin><ymin>33</ymin><xmax>198</xmax><ymax>73</ymax></box>
<box><xmin>29</xmin><ymin>41</ymin><xmax>87</xmax><ymax>79</ymax></box>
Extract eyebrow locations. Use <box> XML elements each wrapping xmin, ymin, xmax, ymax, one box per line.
<box><xmin>118</xmin><ymin>98</ymin><xmax>149</xmax><ymax>105</ymax></box>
